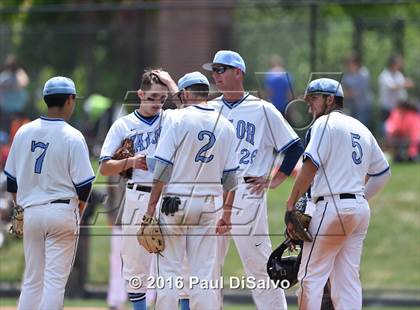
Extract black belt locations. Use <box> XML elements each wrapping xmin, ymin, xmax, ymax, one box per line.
<box><xmin>127</xmin><ymin>183</ymin><xmax>152</xmax><ymax>193</ymax></box>
<box><xmin>51</xmin><ymin>199</ymin><xmax>70</xmax><ymax>204</ymax></box>
<box><xmin>243</xmin><ymin>177</ymin><xmax>253</xmax><ymax>183</ymax></box>
<box><xmin>316</xmin><ymin>193</ymin><xmax>357</xmax><ymax>203</ymax></box>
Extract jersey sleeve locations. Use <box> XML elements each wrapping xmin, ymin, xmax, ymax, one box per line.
<box><xmin>264</xmin><ymin>103</ymin><xmax>299</xmax><ymax>153</ymax></box>
<box><xmin>303</xmin><ymin>117</ymin><xmax>331</xmax><ymax>169</ymax></box>
<box><xmin>223</xmin><ymin>124</ymin><xmax>240</xmax><ymax>172</ymax></box>
<box><xmin>70</xmin><ymin>135</ymin><xmax>96</xmax><ymax>187</ymax></box>
<box><xmin>154</xmin><ymin>118</ymin><xmax>180</xmax><ymax>165</ymax></box>
<box><xmin>367</xmin><ymin>134</ymin><xmax>390</xmax><ymax>176</ymax></box>
<box><xmin>99</xmin><ymin>121</ymin><xmax>124</xmax><ymax>162</ymax></box>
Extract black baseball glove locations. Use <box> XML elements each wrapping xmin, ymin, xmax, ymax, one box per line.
<box><xmin>161</xmin><ymin>197</ymin><xmax>181</xmax><ymax>216</ymax></box>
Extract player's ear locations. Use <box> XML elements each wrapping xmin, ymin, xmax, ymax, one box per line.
<box><xmin>137</xmin><ymin>89</ymin><xmax>144</xmax><ymax>100</ymax></box>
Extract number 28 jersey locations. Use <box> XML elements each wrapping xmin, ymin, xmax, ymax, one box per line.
<box><xmin>304</xmin><ymin>111</ymin><xmax>389</xmax><ymax>198</ymax></box>
<box><xmin>208</xmin><ymin>94</ymin><xmax>299</xmax><ymax>178</ymax></box>
<box><xmin>4</xmin><ymin>117</ymin><xmax>95</xmax><ymax>208</ymax></box>
<box><xmin>154</xmin><ymin>105</ymin><xmax>238</xmax><ymax>196</ymax></box>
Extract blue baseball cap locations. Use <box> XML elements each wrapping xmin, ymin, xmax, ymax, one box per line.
<box><xmin>43</xmin><ymin>76</ymin><xmax>77</xmax><ymax>96</ymax></box>
<box><xmin>177</xmin><ymin>71</ymin><xmax>210</xmax><ymax>92</ymax></box>
<box><xmin>305</xmin><ymin>78</ymin><xmax>344</xmax><ymax>98</ymax></box>
<box><xmin>203</xmin><ymin>50</ymin><xmax>246</xmax><ymax>73</ymax></box>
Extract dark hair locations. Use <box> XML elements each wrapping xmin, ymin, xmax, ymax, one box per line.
<box><xmin>44</xmin><ymin>94</ymin><xmax>74</xmax><ymax>108</ymax></box>
<box><xmin>140</xmin><ymin>69</ymin><xmax>167</xmax><ymax>91</ymax></box>
<box><xmin>388</xmin><ymin>54</ymin><xmax>402</xmax><ymax>67</ymax></box>
<box><xmin>322</xmin><ymin>94</ymin><xmax>343</xmax><ymax>108</ymax></box>
<box><xmin>185</xmin><ymin>84</ymin><xmax>209</xmax><ymax>100</ymax></box>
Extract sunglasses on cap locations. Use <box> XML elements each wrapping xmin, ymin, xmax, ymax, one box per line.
<box><xmin>212</xmin><ymin>65</ymin><xmax>236</xmax><ymax>74</ymax></box>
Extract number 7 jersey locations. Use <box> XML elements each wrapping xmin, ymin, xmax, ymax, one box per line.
<box><xmin>153</xmin><ymin>105</ymin><xmax>239</xmax><ymax>196</ymax></box>
<box><xmin>4</xmin><ymin>117</ymin><xmax>95</xmax><ymax>208</ymax></box>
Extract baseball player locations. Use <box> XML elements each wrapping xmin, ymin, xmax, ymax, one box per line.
<box><xmin>99</xmin><ymin>69</ymin><xmax>178</xmax><ymax>310</ymax></box>
<box><xmin>4</xmin><ymin>76</ymin><xmax>95</xmax><ymax>309</ymax></box>
<box><xmin>144</xmin><ymin>71</ymin><xmax>239</xmax><ymax>310</ymax></box>
<box><xmin>202</xmin><ymin>50</ymin><xmax>303</xmax><ymax>309</ymax></box>
<box><xmin>286</xmin><ymin>78</ymin><xmax>391</xmax><ymax>309</ymax></box>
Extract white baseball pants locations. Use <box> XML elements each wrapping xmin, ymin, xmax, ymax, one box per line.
<box><xmin>155</xmin><ymin>195</ymin><xmax>218</xmax><ymax>310</ymax></box>
<box><xmin>297</xmin><ymin>195</ymin><xmax>370</xmax><ymax>310</ymax></box>
<box><xmin>17</xmin><ymin>202</ymin><xmax>79</xmax><ymax>310</ymax></box>
<box><xmin>218</xmin><ymin>183</ymin><xmax>288</xmax><ymax>310</ymax></box>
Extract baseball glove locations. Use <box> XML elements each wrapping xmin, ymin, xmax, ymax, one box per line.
<box><xmin>112</xmin><ymin>138</ymin><xmax>135</xmax><ymax>179</ymax></box>
<box><xmin>137</xmin><ymin>214</ymin><xmax>164</xmax><ymax>253</ymax></box>
<box><xmin>285</xmin><ymin>196</ymin><xmax>313</xmax><ymax>242</ymax></box>
<box><xmin>9</xmin><ymin>204</ymin><xmax>24</xmax><ymax>238</ymax></box>
<box><xmin>161</xmin><ymin>196</ymin><xmax>181</xmax><ymax>216</ymax></box>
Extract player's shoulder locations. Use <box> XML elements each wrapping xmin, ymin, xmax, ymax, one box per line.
<box><xmin>62</xmin><ymin>122</ymin><xmax>86</xmax><ymax>141</ymax></box>
<box><xmin>208</xmin><ymin>95</ymin><xmax>223</xmax><ymax>108</ymax></box>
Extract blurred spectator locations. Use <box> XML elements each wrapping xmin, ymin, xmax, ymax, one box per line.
<box><xmin>342</xmin><ymin>53</ymin><xmax>373</xmax><ymax>128</ymax></box>
<box><xmin>385</xmin><ymin>100</ymin><xmax>420</xmax><ymax>162</ymax></box>
<box><xmin>0</xmin><ymin>54</ymin><xmax>30</xmax><ymax>132</ymax></box>
<box><xmin>264</xmin><ymin>54</ymin><xmax>293</xmax><ymax>114</ymax></box>
<box><xmin>378</xmin><ymin>54</ymin><xmax>415</xmax><ymax>123</ymax></box>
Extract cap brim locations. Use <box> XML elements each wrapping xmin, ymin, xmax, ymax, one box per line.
<box><xmin>202</xmin><ymin>63</ymin><xmax>215</xmax><ymax>71</ymax></box>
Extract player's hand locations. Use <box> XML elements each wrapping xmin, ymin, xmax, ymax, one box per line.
<box><xmin>152</xmin><ymin>70</ymin><xmax>178</xmax><ymax>93</ymax></box>
<box><xmin>216</xmin><ymin>216</ymin><xmax>231</xmax><ymax>235</ymax></box>
<box><xmin>129</xmin><ymin>154</ymin><xmax>148</xmax><ymax>170</ymax></box>
<box><xmin>246</xmin><ymin>176</ymin><xmax>270</xmax><ymax>195</ymax></box>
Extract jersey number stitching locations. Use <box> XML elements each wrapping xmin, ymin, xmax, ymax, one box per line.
<box><xmin>239</xmin><ymin>148</ymin><xmax>258</xmax><ymax>165</ymax></box>
<box><xmin>195</xmin><ymin>130</ymin><xmax>215</xmax><ymax>163</ymax></box>
<box><xmin>351</xmin><ymin>133</ymin><xmax>363</xmax><ymax>165</ymax></box>
<box><xmin>31</xmin><ymin>141</ymin><xmax>50</xmax><ymax>174</ymax></box>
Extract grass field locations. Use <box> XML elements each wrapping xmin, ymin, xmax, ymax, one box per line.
<box><xmin>0</xmin><ymin>297</ymin><xmax>414</xmax><ymax>310</ymax></box>
<box><xmin>1</xmin><ymin>162</ymin><xmax>419</xmax><ymax>292</ymax></box>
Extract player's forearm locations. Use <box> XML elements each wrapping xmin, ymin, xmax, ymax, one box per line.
<box><xmin>222</xmin><ymin>191</ymin><xmax>234</xmax><ymax>219</ymax></box>
<box><xmin>99</xmin><ymin>158</ymin><xmax>132</xmax><ymax>176</ymax></box>
<box><xmin>146</xmin><ymin>180</ymin><xmax>165</xmax><ymax>216</ymax></box>
<box><xmin>269</xmin><ymin>170</ymin><xmax>288</xmax><ymax>189</ymax></box>
<box><xmin>364</xmin><ymin>170</ymin><xmax>391</xmax><ymax>200</ymax></box>
<box><xmin>286</xmin><ymin>159</ymin><xmax>317</xmax><ymax>210</ymax></box>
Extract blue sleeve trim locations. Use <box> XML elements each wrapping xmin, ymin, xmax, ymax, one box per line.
<box><xmin>4</xmin><ymin>170</ymin><xmax>16</xmax><ymax>181</ymax></box>
<box><xmin>223</xmin><ymin>166</ymin><xmax>240</xmax><ymax>173</ymax></box>
<box><xmin>303</xmin><ymin>152</ymin><xmax>320</xmax><ymax>169</ymax></box>
<box><xmin>154</xmin><ymin>156</ymin><xmax>174</xmax><ymax>166</ymax></box>
<box><xmin>99</xmin><ymin>156</ymin><xmax>112</xmax><ymax>163</ymax></box>
<box><xmin>74</xmin><ymin>176</ymin><xmax>96</xmax><ymax>188</ymax></box>
<box><xmin>367</xmin><ymin>166</ymin><xmax>390</xmax><ymax>177</ymax></box>
<box><xmin>279</xmin><ymin>140</ymin><xmax>304</xmax><ymax>176</ymax></box>
<box><xmin>75</xmin><ymin>182</ymin><xmax>93</xmax><ymax>202</ymax></box>
<box><xmin>7</xmin><ymin>176</ymin><xmax>18</xmax><ymax>193</ymax></box>
<box><xmin>276</xmin><ymin>137</ymin><xmax>301</xmax><ymax>154</ymax></box>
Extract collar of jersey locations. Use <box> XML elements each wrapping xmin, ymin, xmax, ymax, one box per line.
<box><xmin>222</xmin><ymin>92</ymin><xmax>250</xmax><ymax>109</ymax></box>
<box><xmin>40</xmin><ymin>116</ymin><xmax>64</xmax><ymax>122</ymax></box>
<box><xmin>192</xmin><ymin>105</ymin><xmax>214</xmax><ymax>111</ymax></box>
<box><xmin>134</xmin><ymin>110</ymin><xmax>159</xmax><ymax>126</ymax></box>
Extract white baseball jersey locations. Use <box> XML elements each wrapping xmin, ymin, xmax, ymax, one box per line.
<box><xmin>4</xmin><ymin>116</ymin><xmax>95</xmax><ymax>208</ymax></box>
<box><xmin>304</xmin><ymin>111</ymin><xmax>389</xmax><ymax>198</ymax></box>
<box><xmin>100</xmin><ymin>110</ymin><xmax>174</xmax><ymax>184</ymax></box>
<box><xmin>208</xmin><ymin>93</ymin><xmax>299</xmax><ymax>178</ymax></box>
<box><xmin>154</xmin><ymin>105</ymin><xmax>238</xmax><ymax>196</ymax></box>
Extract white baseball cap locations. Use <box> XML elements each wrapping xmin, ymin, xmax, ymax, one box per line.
<box><xmin>177</xmin><ymin>71</ymin><xmax>210</xmax><ymax>92</ymax></box>
<box><xmin>202</xmin><ymin>50</ymin><xmax>246</xmax><ymax>73</ymax></box>
<box><xmin>43</xmin><ymin>76</ymin><xmax>77</xmax><ymax>96</ymax></box>
<box><xmin>305</xmin><ymin>78</ymin><xmax>344</xmax><ymax>98</ymax></box>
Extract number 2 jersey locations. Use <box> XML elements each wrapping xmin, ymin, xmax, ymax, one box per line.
<box><xmin>208</xmin><ymin>93</ymin><xmax>299</xmax><ymax>178</ymax></box>
<box><xmin>154</xmin><ymin>105</ymin><xmax>239</xmax><ymax>196</ymax></box>
<box><xmin>4</xmin><ymin>117</ymin><xmax>95</xmax><ymax>208</ymax></box>
<box><xmin>304</xmin><ymin>111</ymin><xmax>389</xmax><ymax>197</ymax></box>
